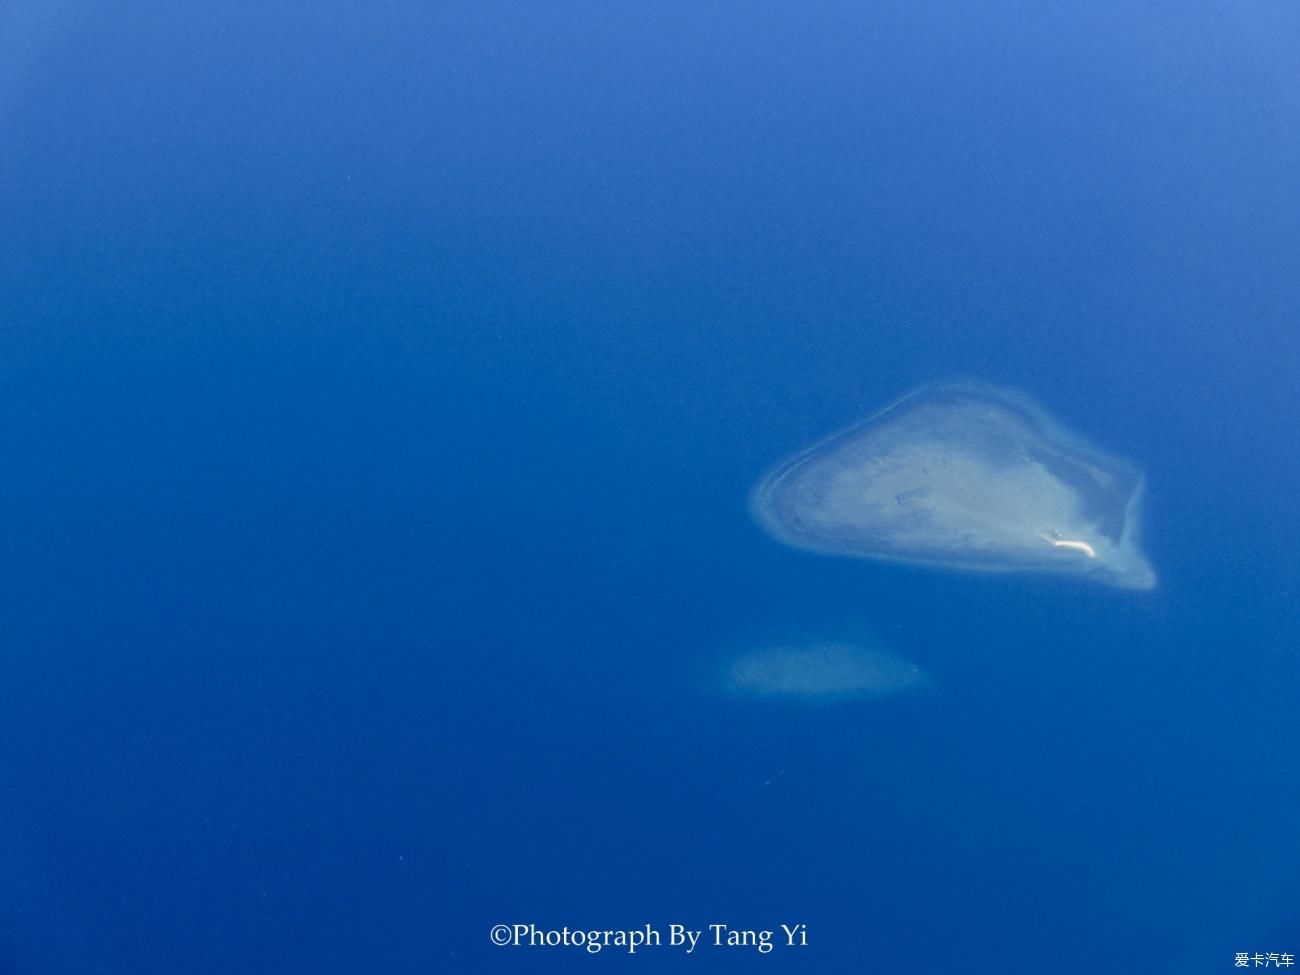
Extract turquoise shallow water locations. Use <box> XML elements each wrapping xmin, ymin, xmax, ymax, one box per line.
<box><xmin>1</xmin><ymin>3</ymin><xmax>1297</xmax><ymax>972</ymax></box>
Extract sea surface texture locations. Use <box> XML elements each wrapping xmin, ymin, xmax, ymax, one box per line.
<box><xmin>1</xmin><ymin>3</ymin><xmax>1297</xmax><ymax>972</ymax></box>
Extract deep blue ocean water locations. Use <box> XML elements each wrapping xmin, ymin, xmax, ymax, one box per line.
<box><xmin>2</xmin><ymin>3</ymin><xmax>1298</xmax><ymax>972</ymax></box>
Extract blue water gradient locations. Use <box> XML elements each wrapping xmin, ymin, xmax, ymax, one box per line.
<box><xmin>1</xmin><ymin>2</ymin><xmax>1297</xmax><ymax>971</ymax></box>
